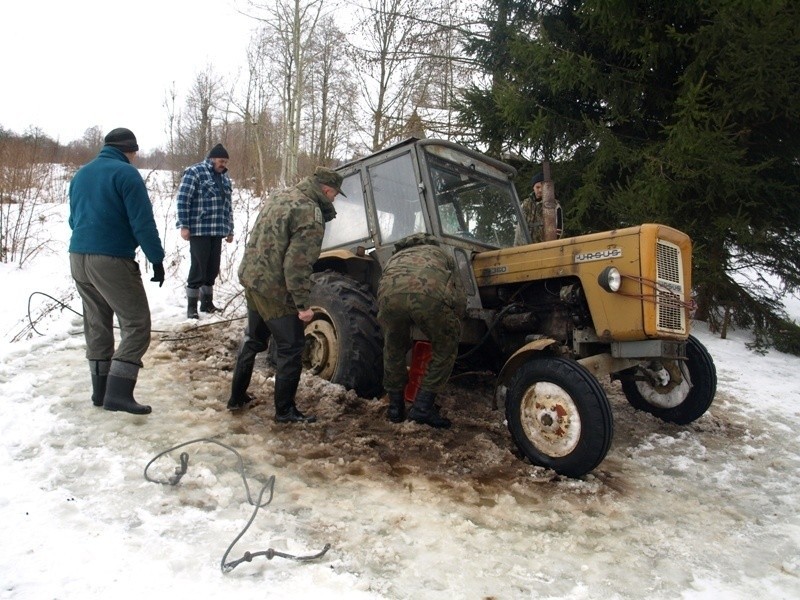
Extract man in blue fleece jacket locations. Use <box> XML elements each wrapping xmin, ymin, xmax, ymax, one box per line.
<box><xmin>68</xmin><ymin>127</ymin><xmax>165</xmax><ymax>415</ymax></box>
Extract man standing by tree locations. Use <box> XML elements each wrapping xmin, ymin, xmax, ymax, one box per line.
<box><xmin>518</xmin><ymin>172</ymin><xmax>563</xmax><ymax>244</ymax></box>
<box><xmin>176</xmin><ymin>143</ymin><xmax>234</xmax><ymax>319</ymax></box>
<box><xmin>230</xmin><ymin>167</ymin><xmax>343</xmax><ymax>422</ymax></box>
<box><xmin>68</xmin><ymin>127</ymin><xmax>165</xmax><ymax>415</ymax></box>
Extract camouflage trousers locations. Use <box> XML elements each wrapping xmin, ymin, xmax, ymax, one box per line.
<box><xmin>377</xmin><ymin>292</ymin><xmax>460</xmax><ymax>394</ymax></box>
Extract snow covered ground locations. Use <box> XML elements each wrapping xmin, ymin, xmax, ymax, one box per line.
<box><xmin>1</xmin><ymin>172</ymin><xmax>798</xmax><ymax>599</ymax></box>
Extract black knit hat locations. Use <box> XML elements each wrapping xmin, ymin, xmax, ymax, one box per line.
<box><xmin>207</xmin><ymin>143</ymin><xmax>229</xmax><ymax>159</ymax></box>
<box><xmin>531</xmin><ymin>172</ymin><xmax>544</xmax><ymax>186</ymax></box>
<box><xmin>104</xmin><ymin>128</ymin><xmax>139</xmax><ymax>152</ymax></box>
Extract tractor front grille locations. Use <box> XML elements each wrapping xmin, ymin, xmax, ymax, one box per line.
<box><xmin>655</xmin><ymin>240</ymin><xmax>686</xmax><ymax>333</ymax></box>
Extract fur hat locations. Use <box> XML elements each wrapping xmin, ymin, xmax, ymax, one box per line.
<box><xmin>207</xmin><ymin>144</ymin><xmax>229</xmax><ymax>159</ymax></box>
<box><xmin>104</xmin><ymin>128</ymin><xmax>139</xmax><ymax>153</ymax></box>
<box><xmin>314</xmin><ymin>166</ymin><xmax>346</xmax><ymax>197</ymax></box>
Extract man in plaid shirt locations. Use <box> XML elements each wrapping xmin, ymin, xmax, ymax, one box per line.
<box><xmin>176</xmin><ymin>143</ymin><xmax>234</xmax><ymax>318</ymax></box>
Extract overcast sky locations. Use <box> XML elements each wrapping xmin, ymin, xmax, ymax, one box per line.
<box><xmin>1</xmin><ymin>0</ymin><xmax>258</xmax><ymax>152</ymax></box>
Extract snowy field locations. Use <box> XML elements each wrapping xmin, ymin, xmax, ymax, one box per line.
<box><xmin>0</xmin><ymin>171</ymin><xmax>798</xmax><ymax>599</ymax></box>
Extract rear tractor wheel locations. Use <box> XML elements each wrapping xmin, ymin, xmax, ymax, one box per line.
<box><xmin>302</xmin><ymin>271</ymin><xmax>384</xmax><ymax>399</ymax></box>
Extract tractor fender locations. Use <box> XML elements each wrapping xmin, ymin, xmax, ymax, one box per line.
<box><xmin>316</xmin><ymin>248</ymin><xmax>381</xmax><ymax>294</ymax></box>
<box><xmin>493</xmin><ymin>339</ymin><xmax>560</xmax><ymax>408</ymax></box>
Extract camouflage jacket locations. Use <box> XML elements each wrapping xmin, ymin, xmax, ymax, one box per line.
<box><xmin>377</xmin><ymin>234</ymin><xmax>467</xmax><ymax>318</ymax></box>
<box><xmin>238</xmin><ymin>177</ymin><xmax>336</xmax><ymax>319</ymax></box>
<box><xmin>519</xmin><ymin>195</ymin><xmax>563</xmax><ymax>243</ymax></box>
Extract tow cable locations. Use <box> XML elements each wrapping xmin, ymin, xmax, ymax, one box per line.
<box><xmin>144</xmin><ymin>438</ymin><xmax>331</xmax><ymax>573</ymax></box>
<box><xmin>21</xmin><ymin>291</ymin><xmax>244</xmax><ymax>341</ymax></box>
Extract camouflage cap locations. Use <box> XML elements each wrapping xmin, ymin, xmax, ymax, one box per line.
<box><xmin>394</xmin><ymin>232</ymin><xmax>439</xmax><ymax>252</ymax></box>
<box><xmin>314</xmin><ymin>166</ymin><xmax>346</xmax><ymax>197</ymax></box>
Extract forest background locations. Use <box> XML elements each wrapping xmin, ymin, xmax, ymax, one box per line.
<box><xmin>2</xmin><ymin>0</ymin><xmax>799</xmax><ymax>352</ymax></box>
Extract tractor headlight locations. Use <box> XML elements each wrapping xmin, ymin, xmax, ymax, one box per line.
<box><xmin>598</xmin><ymin>266</ymin><xmax>622</xmax><ymax>292</ymax></box>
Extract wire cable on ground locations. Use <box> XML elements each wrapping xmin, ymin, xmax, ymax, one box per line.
<box><xmin>24</xmin><ymin>291</ymin><xmax>244</xmax><ymax>339</ymax></box>
<box><xmin>143</xmin><ymin>437</ymin><xmax>331</xmax><ymax>573</ymax></box>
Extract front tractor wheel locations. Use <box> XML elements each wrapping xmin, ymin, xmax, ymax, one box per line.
<box><xmin>302</xmin><ymin>271</ymin><xmax>384</xmax><ymax>399</ymax></box>
<box><xmin>505</xmin><ymin>357</ymin><xmax>614</xmax><ymax>478</ymax></box>
<box><xmin>621</xmin><ymin>334</ymin><xmax>717</xmax><ymax>424</ymax></box>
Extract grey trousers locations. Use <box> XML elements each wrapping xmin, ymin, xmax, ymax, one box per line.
<box><xmin>70</xmin><ymin>253</ymin><xmax>152</xmax><ymax>366</ymax></box>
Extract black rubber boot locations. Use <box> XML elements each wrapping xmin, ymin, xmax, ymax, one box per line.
<box><xmin>227</xmin><ymin>366</ymin><xmax>255</xmax><ymax>409</ymax></box>
<box><xmin>274</xmin><ymin>377</ymin><xmax>315</xmax><ymax>423</ymax></box>
<box><xmin>90</xmin><ymin>360</ymin><xmax>110</xmax><ymax>407</ymax></box>
<box><xmin>187</xmin><ymin>297</ymin><xmax>199</xmax><ymax>319</ymax></box>
<box><xmin>199</xmin><ymin>287</ymin><xmax>219</xmax><ymax>313</ymax></box>
<box><xmin>387</xmin><ymin>391</ymin><xmax>406</xmax><ymax>423</ymax></box>
<box><xmin>227</xmin><ymin>393</ymin><xmax>254</xmax><ymax>411</ymax></box>
<box><xmin>227</xmin><ymin>321</ymin><xmax>265</xmax><ymax>410</ymax></box>
<box><xmin>103</xmin><ymin>374</ymin><xmax>151</xmax><ymax>415</ymax></box>
<box><xmin>408</xmin><ymin>390</ymin><xmax>450</xmax><ymax>429</ymax></box>
<box><xmin>227</xmin><ymin>358</ymin><xmax>256</xmax><ymax>411</ymax></box>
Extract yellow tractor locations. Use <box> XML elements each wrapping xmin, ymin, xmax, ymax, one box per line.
<box><xmin>303</xmin><ymin>138</ymin><xmax>716</xmax><ymax>477</ymax></box>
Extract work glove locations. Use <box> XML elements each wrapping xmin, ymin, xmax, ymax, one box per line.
<box><xmin>150</xmin><ymin>263</ymin><xmax>165</xmax><ymax>288</ymax></box>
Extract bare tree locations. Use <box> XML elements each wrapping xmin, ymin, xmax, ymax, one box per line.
<box><xmin>349</xmin><ymin>0</ymin><xmax>436</xmax><ymax>151</ymax></box>
<box><xmin>227</xmin><ymin>30</ymin><xmax>286</xmax><ymax>194</ymax></box>
<box><xmin>0</xmin><ymin>132</ymin><xmax>63</xmax><ymax>267</ymax></box>
<box><xmin>410</xmin><ymin>1</ymin><xmax>477</xmax><ymax>140</ymax></box>
<box><xmin>182</xmin><ymin>65</ymin><xmax>226</xmax><ymax>161</ymax></box>
<box><xmin>304</xmin><ymin>15</ymin><xmax>359</xmax><ymax>164</ymax></box>
<box><xmin>157</xmin><ymin>0</ymin><xmax>478</xmax><ymax>177</ymax></box>
<box><xmin>162</xmin><ymin>83</ymin><xmax>184</xmax><ymax>181</ymax></box>
<box><xmin>61</xmin><ymin>125</ymin><xmax>105</xmax><ymax>166</ymax></box>
<box><xmin>81</xmin><ymin>126</ymin><xmax>105</xmax><ymax>151</ymax></box>
<box><xmin>246</xmin><ymin>0</ymin><xmax>326</xmax><ymax>183</ymax></box>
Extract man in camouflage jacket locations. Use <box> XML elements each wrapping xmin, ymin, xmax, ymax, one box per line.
<box><xmin>377</xmin><ymin>233</ymin><xmax>467</xmax><ymax>428</ymax></box>
<box><xmin>228</xmin><ymin>167</ymin><xmax>343</xmax><ymax>422</ymax></box>
<box><xmin>516</xmin><ymin>172</ymin><xmax>563</xmax><ymax>244</ymax></box>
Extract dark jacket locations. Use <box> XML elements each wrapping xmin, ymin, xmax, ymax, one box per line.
<box><xmin>68</xmin><ymin>146</ymin><xmax>165</xmax><ymax>264</ymax></box>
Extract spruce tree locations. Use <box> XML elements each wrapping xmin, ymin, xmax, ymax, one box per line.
<box><xmin>460</xmin><ymin>0</ymin><xmax>800</xmax><ymax>349</ymax></box>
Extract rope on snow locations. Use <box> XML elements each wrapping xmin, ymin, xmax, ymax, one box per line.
<box><xmin>143</xmin><ymin>437</ymin><xmax>331</xmax><ymax>573</ymax></box>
